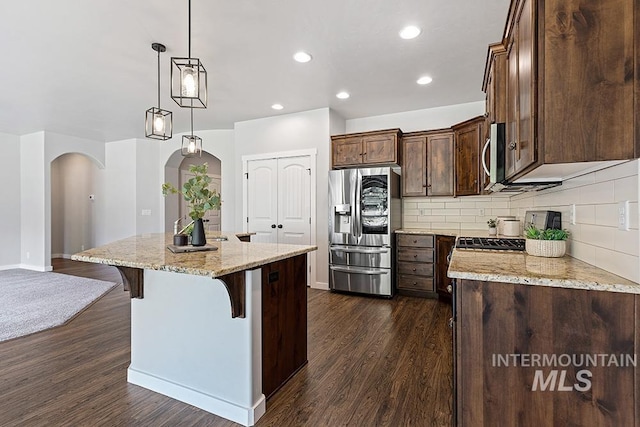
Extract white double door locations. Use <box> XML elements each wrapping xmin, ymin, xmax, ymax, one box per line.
<box><xmin>247</xmin><ymin>156</ymin><xmax>311</xmax><ymax>245</ymax></box>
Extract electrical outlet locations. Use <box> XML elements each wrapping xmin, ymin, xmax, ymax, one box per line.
<box><xmin>619</xmin><ymin>201</ymin><xmax>629</xmax><ymax>231</ymax></box>
<box><xmin>570</xmin><ymin>204</ymin><xmax>576</xmax><ymax>225</ymax></box>
<box><xmin>81</xmin><ymin>245</ymin><xmax>85</xmax><ymax>251</ymax></box>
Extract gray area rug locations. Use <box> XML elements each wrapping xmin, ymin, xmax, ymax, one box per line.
<box><xmin>0</xmin><ymin>269</ymin><xmax>117</xmax><ymax>342</ymax></box>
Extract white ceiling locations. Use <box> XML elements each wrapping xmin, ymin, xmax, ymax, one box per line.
<box><xmin>0</xmin><ymin>0</ymin><xmax>509</xmax><ymax>142</ymax></box>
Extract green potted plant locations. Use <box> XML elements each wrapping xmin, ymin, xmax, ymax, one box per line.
<box><xmin>524</xmin><ymin>224</ymin><xmax>569</xmax><ymax>257</ymax></box>
<box><xmin>162</xmin><ymin>163</ymin><xmax>221</xmax><ymax>246</ymax></box>
<box><xmin>487</xmin><ymin>218</ymin><xmax>498</xmax><ymax>236</ymax></box>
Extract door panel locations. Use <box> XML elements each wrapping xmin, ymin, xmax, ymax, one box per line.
<box><xmin>427</xmin><ymin>133</ymin><xmax>454</xmax><ymax>196</ymax></box>
<box><xmin>247</xmin><ymin>159</ymin><xmax>278</xmax><ymax>243</ymax></box>
<box><xmin>277</xmin><ymin>157</ymin><xmax>311</xmax><ymax>245</ymax></box>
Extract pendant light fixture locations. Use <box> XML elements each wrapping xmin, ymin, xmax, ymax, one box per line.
<box><xmin>171</xmin><ymin>0</ymin><xmax>207</xmax><ymax>108</ymax></box>
<box><xmin>145</xmin><ymin>43</ymin><xmax>173</xmax><ymax>140</ymax></box>
<box><xmin>181</xmin><ymin>107</ymin><xmax>202</xmax><ymax>157</ymax></box>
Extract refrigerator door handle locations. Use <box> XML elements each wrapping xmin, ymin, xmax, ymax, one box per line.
<box><xmin>331</xmin><ymin>246</ymin><xmax>390</xmax><ymax>254</ymax></box>
<box><xmin>330</xmin><ymin>265</ymin><xmax>389</xmax><ymax>275</ymax></box>
<box><xmin>355</xmin><ymin>171</ymin><xmax>362</xmax><ymax>239</ymax></box>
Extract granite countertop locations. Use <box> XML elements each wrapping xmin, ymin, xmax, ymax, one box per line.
<box><xmin>449</xmin><ymin>249</ymin><xmax>640</xmax><ymax>294</ymax></box>
<box><xmin>71</xmin><ymin>232</ymin><xmax>316</xmax><ymax>278</ymax></box>
<box><xmin>396</xmin><ymin>229</ymin><xmax>520</xmax><ymax>238</ymax></box>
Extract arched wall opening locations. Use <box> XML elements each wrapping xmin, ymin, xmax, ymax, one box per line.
<box><xmin>49</xmin><ymin>152</ymin><xmax>103</xmax><ymax>260</ymax></box>
<box><xmin>164</xmin><ymin>150</ymin><xmax>222</xmax><ymax>233</ymax></box>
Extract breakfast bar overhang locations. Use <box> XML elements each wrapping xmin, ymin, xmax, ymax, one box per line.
<box><xmin>72</xmin><ymin>233</ymin><xmax>316</xmax><ymax>426</ymax></box>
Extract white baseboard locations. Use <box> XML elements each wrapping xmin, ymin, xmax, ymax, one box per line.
<box><xmin>128</xmin><ymin>368</ymin><xmax>266</xmax><ymax>426</ymax></box>
<box><xmin>18</xmin><ymin>264</ymin><xmax>53</xmax><ymax>272</ymax></box>
<box><xmin>51</xmin><ymin>253</ymin><xmax>72</xmax><ymax>259</ymax></box>
<box><xmin>0</xmin><ymin>264</ymin><xmax>22</xmax><ymax>271</ymax></box>
<box><xmin>311</xmin><ymin>281</ymin><xmax>329</xmax><ymax>290</ymax></box>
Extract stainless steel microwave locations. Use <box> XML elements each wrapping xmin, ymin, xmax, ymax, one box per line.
<box><xmin>482</xmin><ymin>123</ymin><xmax>560</xmax><ymax>193</ymax></box>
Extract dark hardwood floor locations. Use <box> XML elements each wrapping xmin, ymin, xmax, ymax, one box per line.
<box><xmin>0</xmin><ymin>259</ymin><xmax>453</xmax><ymax>426</ymax></box>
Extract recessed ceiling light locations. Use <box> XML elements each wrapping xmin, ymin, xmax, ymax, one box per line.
<box><xmin>336</xmin><ymin>91</ymin><xmax>350</xmax><ymax>99</ymax></box>
<box><xmin>293</xmin><ymin>51</ymin><xmax>312</xmax><ymax>63</ymax></box>
<box><xmin>271</xmin><ymin>104</ymin><xmax>284</xmax><ymax>110</ymax></box>
<box><xmin>399</xmin><ymin>25</ymin><xmax>421</xmax><ymax>40</ymax></box>
<box><xmin>417</xmin><ymin>76</ymin><xmax>433</xmax><ymax>85</ymax></box>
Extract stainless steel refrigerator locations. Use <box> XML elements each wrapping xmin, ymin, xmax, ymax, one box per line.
<box><xmin>328</xmin><ymin>167</ymin><xmax>401</xmax><ymax>297</ymax></box>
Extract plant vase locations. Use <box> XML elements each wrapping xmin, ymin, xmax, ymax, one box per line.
<box><xmin>488</xmin><ymin>227</ymin><xmax>497</xmax><ymax>236</ymax></box>
<box><xmin>525</xmin><ymin>239</ymin><xmax>566</xmax><ymax>258</ymax></box>
<box><xmin>191</xmin><ymin>218</ymin><xmax>206</xmax><ymax>246</ymax></box>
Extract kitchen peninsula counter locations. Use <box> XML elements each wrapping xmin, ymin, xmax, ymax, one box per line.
<box><xmin>71</xmin><ymin>233</ymin><xmax>316</xmax><ymax>427</ymax></box>
<box><xmin>450</xmin><ymin>247</ymin><xmax>640</xmax><ymax>426</ymax></box>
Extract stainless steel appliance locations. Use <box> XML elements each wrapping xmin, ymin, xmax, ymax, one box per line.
<box><xmin>482</xmin><ymin>123</ymin><xmax>561</xmax><ymax>193</ymax></box>
<box><xmin>524</xmin><ymin>210</ymin><xmax>562</xmax><ymax>230</ymax></box>
<box><xmin>456</xmin><ymin>237</ymin><xmax>525</xmax><ymax>251</ymax></box>
<box><xmin>328</xmin><ymin>167</ymin><xmax>401</xmax><ymax>296</ymax></box>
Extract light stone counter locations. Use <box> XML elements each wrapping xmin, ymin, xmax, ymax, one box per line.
<box><xmin>71</xmin><ymin>232</ymin><xmax>316</xmax><ymax>278</ymax></box>
<box><xmin>449</xmin><ymin>249</ymin><xmax>640</xmax><ymax>294</ymax></box>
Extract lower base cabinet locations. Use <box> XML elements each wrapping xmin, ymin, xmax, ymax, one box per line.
<box><xmin>396</xmin><ymin>233</ymin><xmax>455</xmax><ymax>301</ymax></box>
<box><xmin>454</xmin><ymin>279</ymin><xmax>638</xmax><ymax>426</ymax></box>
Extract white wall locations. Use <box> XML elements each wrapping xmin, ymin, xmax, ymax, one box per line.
<box><xmin>345</xmin><ymin>101</ymin><xmax>485</xmax><ymax>133</ymax></box>
<box><xmin>511</xmin><ymin>160</ymin><xmax>640</xmax><ymax>283</ymax></box>
<box><xmin>0</xmin><ymin>132</ymin><xmax>21</xmax><ymax>268</ymax></box>
<box><xmin>234</xmin><ymin>108</ymin><xmax>331</xmax><ymax>286</ymax></box>
<box><xmin>51</xmin><ymin>153</ymin><xmax>99</xmax><ymax>257</ymax></box>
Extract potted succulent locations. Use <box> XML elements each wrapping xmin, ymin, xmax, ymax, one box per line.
<box><xmin>487</xmin><ymin>218</ymin><xmax>498</xmax><ymax>236</ymax></box>
<box><xmin>524</xmin><ymin>224</ymin><xmax>569</xmax><ymax>257</ymax></box>
<box><xmin>162</xmin><ymin>163</ymin><xmax>221</xmax><ymax>246</ymax></box>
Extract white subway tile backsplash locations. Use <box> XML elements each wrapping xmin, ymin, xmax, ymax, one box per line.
<box><xmin>576</xmin><ymin>224</ymin><xmax>616</xmax><ymax>250</ymax></box>
<box><xmin>575</xmin><ymin>205</ymin><xmax>595</xmax><ymax>225</ymax></box>
<box><xmin>579</xmin><ymin>181</ymin><xmax>615</xmax><ymax>205</ymax></box>
<box><xmin>614</xmin><ymin>229</ymin><xmax>639</xmax><ymax>257</ymax></box>
<box><xmin>594</xmin><ymin>159</ymin><xmax>638</xmax><ymax>182</ymax></box>
<box><xmin>594</xmin><ymin>204</ymin><xmax>620</xmax><ymax>228</ymax></box>
<box><xmin>403</xmin><ymin>160</ymin><xmax>638</xmax><ymax>284</ymax></box>
<box><xmin>594</xmin><ymin>247</ymin><xmax>639</xmax><ymax>283</ymax></box>
<box><xmin>614</xmin><ymin>175</ymin><xmax>638</xmax><ymax>202</ymax></box>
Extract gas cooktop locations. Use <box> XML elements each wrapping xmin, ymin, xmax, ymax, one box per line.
<box><xmin>456</xmin><ymin>237</ymin><xmax>526</xmax><ymax>251</ymax></box>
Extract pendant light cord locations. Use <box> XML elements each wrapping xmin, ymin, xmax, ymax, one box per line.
<box><xmin>156</xmin><ymin>48</ymin><xmax>161</xmax><ymax>108</ymax></box>
<box><xmin>190</xmin><ymin>102</ymin><xmax>194</xmax><ymax>137</ymax></box>
<box><xmin>188</xmin><ymin>0</ymin><xmax>191</xmax><ymax>59</ymax></box>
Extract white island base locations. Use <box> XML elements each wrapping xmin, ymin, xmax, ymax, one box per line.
<box><xmin>126</xmin><ymin>268</ymin><xmax>265</xmax><ymax>426</ymax></box>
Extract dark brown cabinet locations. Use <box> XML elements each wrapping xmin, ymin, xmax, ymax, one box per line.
<box><xmin>453</xmin><ymin>117</ymin><xmax>485</xmax><ymax>196</ymax></box>
<box><xmin>396</xmin><ymin>233</ymin><xmax>455</xmax><ymax>300</ymax></box>
<box><xmin>396</xmin><ymin>233</ymin><xmax>435</xmax><ymax>297</ymax></box>
<box><xmin>497</xmin><ymin>0</ymin><xmax>640</xmax><ymax>181</ymax></box>
<box><xmin>401</xmin><ymin>130</ymin><xmax>454</xmax><ymax>197</ymax></box>
<box><xmin>261</xmin><ymin>254</ymin><xmax>307</xmax><ymax>398</ymax></box>
<box><xmin>434</xmin><ymin>235</ymin><xmax>455</xmax><ymax>299</ymax></box>
<box><xmin>427</xmin><ymin>132</ymin><xmax>455</xmax><ymax>196</ymax></box>
<box><xmin>455</xmin><ymin>279</ymin><xmax>638</xmax><ymax>426</ymax></box>
<box><xmin>482</xmin><ymin>43</ymin><xmax>507</xmax><ymax>190</ymax></box>
<box><xmin>331</xmin><ymin>129</ymin><xmax>401</xmax><ymax>168</ymax></box>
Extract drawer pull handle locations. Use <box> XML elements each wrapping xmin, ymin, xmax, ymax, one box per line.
<box><xmin>413</xmin><ymin>240</ymin><xmax>417</xmax><ymax>243</ymax></box>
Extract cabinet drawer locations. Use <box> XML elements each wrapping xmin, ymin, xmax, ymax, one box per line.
<box><xmin>397</xmin><ymin>275</ymin><xmax>434</xmax><ymax>292</ymax></box>
<box><xmin>397</xmin><ymin>234</ymin><xmax>434</xmax><ymax>248</ymax></box>
<box><xmin>397</xmin><ymin>248</ymin><xmax>434</xmax><ymax>263</ymax></box>
<box><xmin>397</xmin><ymin>261</ymin><xmax>433</xmax><ymax>277</ymax></box>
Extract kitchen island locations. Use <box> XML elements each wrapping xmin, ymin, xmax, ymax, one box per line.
<box><xmin>72</xmin><ymin>232</ymin><xmax>316</xmax><ymax>426</ymax></box>
<box><xmin>448</xmin><ymin>249</ymin><xmax>640</xmax><ymax>426</ymax></box>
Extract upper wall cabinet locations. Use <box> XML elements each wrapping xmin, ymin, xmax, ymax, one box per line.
<box><xmin>331</xmin><ymin>129</ymin><xmax>402</xmax><ymax>169</ymax></box>
<box><xmin>402</xmin><ymin>129</ymin><xmax>454</xmax><ymax>197</ymax></box>
<box><xmin>496</xmin><ymin>0</ymin><xmax>640</xmax><ymax>181</ymax></box>
<box><xmin>453</xmin><ymin>116</ymin><xmax>485</xmax><ymax>196</ymax></box>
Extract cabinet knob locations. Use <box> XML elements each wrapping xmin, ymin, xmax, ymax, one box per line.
<box><xmin>412</xmin><ymin>268</ymin><xmax>416</xmax><ymax>272</ymax></box>
<box><xmin>413</xmin><ymin>282</ymin><xmax>417</xmax><ymax>286</ymax></box>
<box><xmin>447</xmin><ymin>284</ymin><xmax>453</xmax><ymax>294</ymax></box>
<box><xmin>427</xmin><ymin>184</ymin><xmax>432</xmax><ymax>188</ymax></box>
<box><xmin>508</xmin><ymin>141</ymin><xmax>517</xmax><ymax>150</ymax></box>
<box><xmin>448</xmin><ymin>317</ymin><xmax>454</xmax><ymax>329</ymax></box>
<box><xmin>413</xmin><ymin>240</ymin><xmax>417</xmax><ymax>244</ymax></box>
